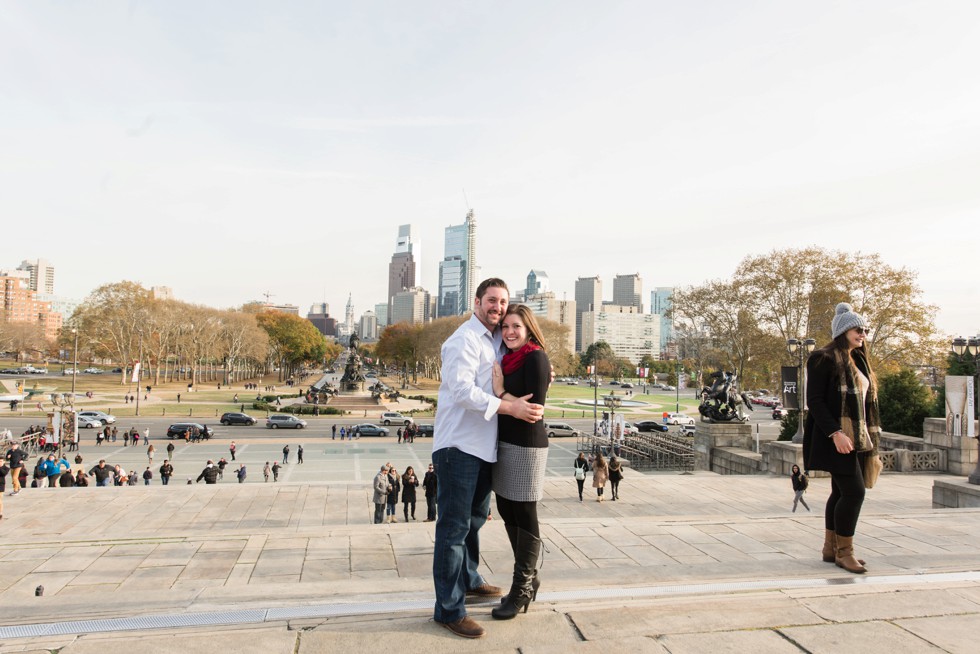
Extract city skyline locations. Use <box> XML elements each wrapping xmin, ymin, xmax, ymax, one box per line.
<box><xmin>2</xmin><ymin>1</ymin><xmax>977</xmax><ymax>336</ymax></box>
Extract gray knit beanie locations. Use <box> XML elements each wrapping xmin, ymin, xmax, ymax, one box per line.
<box><xmin>831</xmin><ymin>302</ymin><xmax>867</xmax><ymax>339</ymax></box>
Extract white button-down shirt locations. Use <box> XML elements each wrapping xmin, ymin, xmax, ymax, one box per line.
<box><xmin>433</xmin><ymin>313</ymin><xmax>504</xmax><ymax>463</ymax></box>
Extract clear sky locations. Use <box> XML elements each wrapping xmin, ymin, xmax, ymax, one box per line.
<box><xmin>2</xmin><ymin>1</ymin><xmax>977</xmax><ymax>337</ymax></box>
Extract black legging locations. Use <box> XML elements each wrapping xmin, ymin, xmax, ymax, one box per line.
<box><xmin>824</xmin><ymin>455</ymin><xmax>866</xmax><ymax>537</ymax></box>
<box><xmin>495</xmin><ymin>495</ymin><xmax>540</xmax><ymax>539</ymax></box>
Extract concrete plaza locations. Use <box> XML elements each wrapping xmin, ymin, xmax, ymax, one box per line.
<box><xmin>0</xmin><ymin>446</ymin><xmax>978</xmax><ymax>652</ymax></box>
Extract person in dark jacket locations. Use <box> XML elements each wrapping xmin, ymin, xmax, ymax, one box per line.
<box><xmin>791</xmin><ymin>464</ymin><xmax>810</xmax><ymax>512</ymax></box>
<box><xmin>236</xmin><ymin>464</ymin><xmax>247</xmax><ymax>483</ymax></box>
<box><xmin>142</xmin><ymin>467</ymin><xmax>153</xmax><ymax>485</ymax></box>
<box><xmin>573</xmin><ymin>452</ymin><xmax>590</xmax><ymax>502</ymax></box>
<box><xmin>386</xmin><ymin>467</ymin><xmax>401</xmax><ymax>523</ymax></box>
<box><xmin>5</xmin><ymin>442</ymin><xmax>28</xmax><ymax>494</ymax></box>
<box><xmin>74</xmin><ymin>470</ymin><xmax>88</xmax><ymax>487</ymax></box>
<box><xmin>402</xmin><ymin>466</ymin><xmax>420</xmax><ymax>521</ymax></box>
<box><xmin>159</xmin><ymin>460</ymin><xmax>174</xmax><ymax>485</ymax></box>
<box><xmin>271</xmin><ymin>461</ymin><xmax>281</xmax><ymax>482</ymax></box>
<box><xmin>297</xmin><ymin>444</ymin><xmax>304</xmax><ymax>464</ymax></box>
<box><xmin>608</xmin><ymin>456</ymin><xmax>624</xmax><ymax>501</ymax></box>
<box><xmin>803</xmin><ymin>303</ymin><xmax>880</xmax><ymax>575</ymax></box>
<box><xmin>59</xmin><ymin>469</ymin><xmax>75</xmax><ymax>487</ymax></box>
<box><xmin>195</xmin><ymin>460</ymin><xmax>220</xmax><ymax>484</ymax></box>
<box><xmin>422</xmin><ymin>463</ymin><xmax>437</xmax><ymax>522</ymax></box>
<box><xmin>88</xmin><ymin>460</ymin><xmax>114</xmax><ymax>487</ymax></box>
<box><xmin>282</xmin><ymin>445</ymin><xmax>290</xmax><ymax>464</ymax></box>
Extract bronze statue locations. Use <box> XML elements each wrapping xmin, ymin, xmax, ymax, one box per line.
<box><xmin>698</xmin><ymin>371</ymin><xmax>751</xmax><ymax>423</ymax></box>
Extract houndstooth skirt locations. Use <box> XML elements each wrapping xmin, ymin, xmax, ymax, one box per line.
<box><xmin>492</xmin><ymin>441</ymin><xmax>548</xmax><ymax>502</ymax></box>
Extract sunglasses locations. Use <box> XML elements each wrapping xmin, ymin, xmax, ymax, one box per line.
<box><xmin>853</xmin><ymin>327</ymin><xmax>870</xmax><ymax>335</ymax></box>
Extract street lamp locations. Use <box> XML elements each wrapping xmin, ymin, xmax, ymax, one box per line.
<box><xmin>70</xmin><ymin>327</ymin><xmax>78</xmax><ymax>396</ymax></box>
<box><xmin>950</xmin><ymin>336</ymin><xmax>980</xmax><ymax>485</ymax></box>
<box><xmin>787</xmin><ymin>337</ymin><xmax>817</xmax><ymax>444</ymax></box>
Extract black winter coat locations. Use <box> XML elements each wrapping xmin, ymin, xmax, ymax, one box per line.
<box><xmin>803</xmin><ymin>348</ymin><xmax>873</xmax><ymax>475</ymax></box>
<box><xmin>401</xmin><ymin>473</ymin><xmax>419</xmax><ymax>503</ymax></box>
<box><xmin>196</xmin><ymin>465</ymin><xmax>220</xmax><ymax>484</ymax></box>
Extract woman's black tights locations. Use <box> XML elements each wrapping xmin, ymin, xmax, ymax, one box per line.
<box><xmin>496</xmin><ymin>495</ymin><xmax>540</xmax><ymax>538</ymax></box>
<box><xmin>825</xmin><ymin>456</ymin><xmax>866</xmax><ymax>537</ymax></box>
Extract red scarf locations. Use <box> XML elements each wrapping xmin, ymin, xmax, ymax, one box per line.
<box><xmin>501</xmin><ymin>341</ymin><xmax>541</xmax><ymax>375</ymax></box>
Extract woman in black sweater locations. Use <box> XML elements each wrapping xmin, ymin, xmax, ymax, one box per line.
<box><xmin>803</xmin><ymin>303</ymin><xmax>880</xmax><ymax>574</ymax></box>
<box><xmin>490</xmin><ymin>304</ymin><xmax>550</xmax><ymax>620</ymax></box>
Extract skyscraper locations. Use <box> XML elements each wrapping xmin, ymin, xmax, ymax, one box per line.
<box><xmin>388</xmin><ymin>225</ymin><xmax>417</xmax><ymax>319</ymax></box>
<box><xmin>612</xmin><ymin>273</ymin><xmax>643</xmax><ymax>312</ymax></box>
<box><xmin>574</xmin><ymin>276</ymin><xmax>603</xmax><ymax>352</ymax></box>
<box><xmin>437</xmin><ymin>210</ymin><xmax>477</xmax><ymax>316</ymax></box>
<box><xmin>17</xmin><ymin>258</ymin><xmax>55</xmax><ymax>294</ymax></box>
<box><xmin>525</xmin><ymin>270</ymin><xmax>549</xmax><ymax>300</ymax></box>
<box><xmin>650</xmin><ymin>287</ymin><xmax>674</xmax><ymax>352</ymax></box>
<box><xmin>394</xmin><ymin>224</ymin><xmax>421</xmax><ymax>288</ymax></box>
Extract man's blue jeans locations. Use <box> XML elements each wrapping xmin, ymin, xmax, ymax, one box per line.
<box><xmin>431</xmin><ymin>447</ymin><xmax>492</xmax><ymax>623</ymax></box>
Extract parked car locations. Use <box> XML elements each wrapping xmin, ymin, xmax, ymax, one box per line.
<box><xmin>354</xmin><ymin>423</ymin><xmax>389</xmax><ymax>437</ymax></box>
<box><xmin>415</xmin><ymin>423</ymin><xmax>434</xmax><ymax>437</ymax></box>
<box><xmin>220</xmin><ymin>412</ymin><xmax>256</xmax><ymax>426</ymax></box>
<box><xmin>381</xmin><ymin>412</ymin><xmax>413</xmax><ymax>427</ymax></box>
<box><xmin>667</xmin><ymin>413</ymin><xmax>695</xmax><ymax>426</ymax></box>
<box><xmin>772</xmin><ymin>407</ymin><xmax>788</xmax><ymax>419</ymax></box>
<box><xmin>566</xmin><ymin>380</ymin><xmax>579</xmax><ymax>385</ymax></box>
<box><xmin>623</xmin><ymin>422</ymin><xmax>639</xmax><ymax>436</ymax></box>
<box><xmin>680</xmin><ymin>424</ymin><xmax>696</xmax><ymax>435</ymax></box>
<box><xmin>620</xmin><ymin>382</ymin><xmax>634</xmax><ymax>389</ymax></box>
<box><xmin>62</xmin><ymin>368</ymin><xmax>79</xmax><ymax>375</ymax></box>
<box><xmin>83</xmin><ymin>368</ymin><xmax>103</xmax><ymax>374</ymax></box>
<box><xmin>545</xmin><ymin>422</ymin><xmax>580</xmax><ymax>438</ymax></box>
<box><xmin>266</xmin><ymin>415</ymin><xmax>307</xmax><ymax>429</ymax></box>
<box><xmin>166</xmin><ymin>422</ymin><xmax>212</xmax><ymax>439</ymax></box>
<box><xmin>662</xmin><ymin>385</ymin><xmax>676</xmax><ymax>391</ymax></box>
<box><xmin>78</xmin><ymin>410</ymin><xmax>116</xmax><ymax>425</ymax></box>
<box><xmin>634</xmin><ymin>420</ymin><xmax>669</xmax><ymax>433</ymax></box>
<box><xmin>77</xmin><ymin>415</ymin><xmax>103</xmax><ymax>429</ymax></box>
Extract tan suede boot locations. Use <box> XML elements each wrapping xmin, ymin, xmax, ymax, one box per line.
<box><xmin>822</xmin><ymin>529</ymin><xmax>836</xmax><ymax>563</ymax></box>
<box><xmin>835</xmin><ymin>536</ymin><xmax>867</xmax><ymax>574</ymax></box>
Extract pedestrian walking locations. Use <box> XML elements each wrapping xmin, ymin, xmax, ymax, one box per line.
<box><xmin>791</xmin><ymin>464</ymin><xmax>811</xmax><ymax>512</ymax></box>
<box><xmin>196</xmin><ymin>460</ymin><xmax>220</xmax><ymax>484</ymax></box>
<box><xmin>282</xmin><ymin>444</ymin><xmax>289</xmax><ymax>464</ymax></box>
<box><xmin>147</xmin><ymin>444</ymin><xmax>155</xmax><ymax>465</ymax></box>
<box><xmin>271</xmin><ymin>461</ymin><xmax>281</xmax><ymax>482</ymax></box>
<box><xmin>142</xmin><ymin>467</ymin><xmax>153</xmax><ymax>485</ymax></box>
<box><xmin>229</xmin><ymin>441</ymin><xmax>237</xmax><ymax>461</ymax></box>
<box><xmin>573</xmin><ymin>452</ymin><xmax>590</xmax><ymax>502</ymax></box>
<box><xmin>263</xmin><ymin>461</ymin><xmax>271</xmax><ymax>483</ymax></box>
<box><xmin>592</xmin><ymin>452</ymin><xmax>608</xmax><ymax>502</ymax></box>
<box><xmin>159</xmin><ymin>460</ymin><xmax>174</xmax><ymax>486</ymax></box>
<box><xmin>297</xmin><ymin>444</ymin><xmax>304</xmax><ymax>464</ymax></box>
<box><xmin>236</xmin><ymin>464</ymin><xmax>247</xmax><ymax>483</ymax></box>
<box><xmin>332</xmin><ymin>424</ymin><xmax>336</xmax><ymax>440</ymax></box>
<box><xmin>386</xmin><ymin>466</ymin><xmax>401</xmax><ymax>522</ymax></box>
<box><xmin>166</xmin><ymin>442</ymin><xmax>175</xmax><ymax>459</ymax></box>
<box><xmin>608</xmin><ymin>456</ymin><xmax>623</xmax><ymax>501</ymax></box>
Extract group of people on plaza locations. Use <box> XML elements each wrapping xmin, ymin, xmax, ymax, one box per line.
<box><xmin>372</xmin><ymin>461</ymin><xmax>437</xmax><ymax>523</ymax></box>
<box><xmin>95</xmin><ymin>425</ymin><xmax>149</xmax><ymax>447</ymax></box>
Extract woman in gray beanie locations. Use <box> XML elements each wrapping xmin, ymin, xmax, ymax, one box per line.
<box><xmin>803</xmin><ymin>302</ymin><xmax>880</xmax><ymax>574</ymax></box>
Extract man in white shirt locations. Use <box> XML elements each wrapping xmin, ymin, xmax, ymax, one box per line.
<box><xmin>431</xmin><ymin>278</ymin><xmax>544</xmax><ymax>639</ymax></box>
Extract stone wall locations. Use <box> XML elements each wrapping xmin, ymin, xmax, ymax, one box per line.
<box><xmin>933</xmin><ymin>479</ymin><xmax>980</xmax><ymax>508</ymax></box>
<box><xmin>922</xmin><ymin>417</ymin><xmax>978</xmax><ymax>476</ymax></box>
<box><xmin>695</xmin><ymin>422</ymin><xmax>754</xmax><ymax>472</ymax></box>
<box><xmin>710</xmin><ymin>447</ymin><xmax>765</xmax><ymax>475</ymax></box>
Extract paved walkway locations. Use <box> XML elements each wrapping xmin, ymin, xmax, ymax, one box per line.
<box><xmin>1</xmin><ymin>473</ymin><xmax>978</xmax><ymax>652</ymax></box>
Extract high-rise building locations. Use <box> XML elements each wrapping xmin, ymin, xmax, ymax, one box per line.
<box><xmin>525</xmin><ymin>270</ymin><xmax>549</xmax><ymax>300</ymax></box>
<box><xmin>437</xmin><ymin>210</ymin><xmax>477</xmax><ymax>317</ymax></box>
<box><xmin>388</xmin><ymin>226</ymin><xmax>417</xmax><ymax>319</ymax></box>
<box><xmin>374</xmin><ymin>302</ymin><xmax>389</xmax><ymax>328</ymax></box>
<box><xmin>574</xmin><ymin>276</ymin><xmax>603</xmax><ymax>352</ymax></box>
<box><xmin>580</xmin><ymin>305</ymin><xmax>659</xmax><ymax>365</ymax></box>
<box><xmin>307</xmin><ymin>302</ymin><xmax>337</xmax><ymax>337</ymax></box>
<box><xmin>394</xmin><ymin>224</ymin><xmax>422</xmax><ymax>287</ymax></box>
<box><xmin>358</xmin><ymin>310</ymin><xmax>379</xmax><ymax>341</ymax></box>
<box><xmin>391</xmin><ymin>287</ymin><xmax>432</xmax><ymax>325</ymax></box>
<box><xmin>0</xmin><ymin>273</ymin><xmax>62</xmax><ymax>341</ymax></box>
<box><xmin>17</xmin><ymin>259</ymin><xmax>55</xmax><ymax>294</ymax></box>
<box><xmin>650</xmin><ymin>287</ymin><xmax>674</xmax><ymax>353</ymax></box>
<box><xmin>524</xmin><ymin>292</ymin><xmax>576</xmax><ymax>353</ymax></box>
<box><xmin>612</xmin><ymin>273</ymin><xmax>643</xmax><ymax>313</ymax></box>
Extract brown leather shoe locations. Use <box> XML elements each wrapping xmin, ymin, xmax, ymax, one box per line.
<box><xmin>466</xmin><ymin>583</ymin><xmax>503</xmax><ymax>597</ymax></box>
<box><xmin>437</xmin><ymin>616</ymin><xmax>485</xmax><ymax>638</ymax></box>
